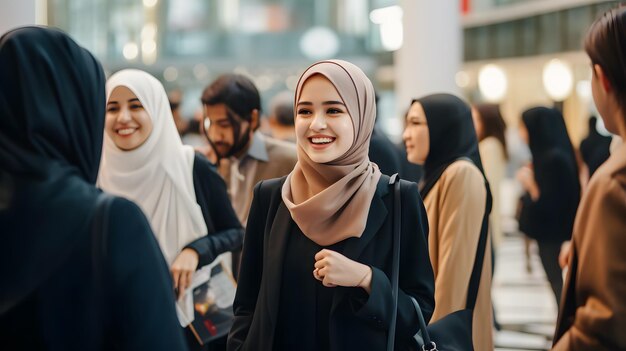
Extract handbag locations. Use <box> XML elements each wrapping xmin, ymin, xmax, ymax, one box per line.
<box><xmin>389</xmin><ymin>158</ymin><xmax>492</xmax><ymax>350</ymax></box>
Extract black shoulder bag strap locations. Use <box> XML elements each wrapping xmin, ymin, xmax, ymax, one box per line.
<box><xmin>461</xmin><ymin>157</ymin><xmax>492</xmax><ymax>311</ymax></box>
<box><xmin>91</xmin><ymin>192</ymin><xmax>115</xmax><ymax>347</ymax></box>
<box><xmin>387</xmin><ymin>173</ymin><xmax>401</xmax><ymax>351</ymax></box>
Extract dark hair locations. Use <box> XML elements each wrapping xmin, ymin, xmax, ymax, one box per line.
<box><xmin>201</xmin><ymin>73</ymin><xmax>262</xmax><ymax>123</ymax></box>
<box><xmin>474</xmin><ymin>104</ymin><xmax>508</xmax><ymax>159</ymax></box>
<box><xmin>270</xmin><ymin>91</ymin><xmax>294</xmax><ymax>126</ymax></box>
<box><xmin>585</xmin><ymin>6</ymin><xmax>626</xmax><ymax>108</ymax></box>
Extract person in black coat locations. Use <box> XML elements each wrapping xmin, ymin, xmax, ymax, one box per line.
<box><xmin>369</xmin><ymin>126</ymin><xmax>403</xmax><ymax>176</ymax></box>
<box><xmin>580</xmin><ymin>116</ymin><xmax>612</xmax><ymax>179</ymax></box>
<box><xmin>517</xmin><ymin>107</ymin><xmax>581</xmax><ymax>306</ymax></box>
<box><xmin>227</xmin><ymin>60</ymin><xmax>434</xmax><ymax>351</ymax></box>
<box><xmin>0</xmin><ymin>27</ymin><xmax>187</xmax><ymax>350</ymax></box>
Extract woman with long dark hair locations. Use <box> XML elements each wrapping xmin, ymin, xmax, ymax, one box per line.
<box><xmin>472</xmin><ymin>104</ymin><xmax>508</xmax><ymax>249</ymax></box>
<box><xmin>553</xmin><ymin>6</ymin><xmax>626</xmax><ymax>349</ymax></box>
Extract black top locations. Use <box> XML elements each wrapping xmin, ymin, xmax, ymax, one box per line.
<box><xmin>0</xmin><ymin>27</ymin><xmax>187</xmax><ymax>350</ymax></box>
<box><xmin>519</xmin><ymin>107</ymin><xmax>580</xmax><ymax>243</ymax></box>
<box><xmin>580</xmin><ymin>116</ymin><xmax>612</xmax><ymax>177</ymax></box>
<box><xmin>369</xmin><ymin>127</ymin><xmax>402</xmax><ymax>176</ymax></box>
<box><xmin>274</xmin><ymin>226</ymin><xmax>348</xmax><ymax>351</ymax></box>
<box><xmin>185</xmin><ymin>153</ymin><xmax>244</xmax><ymax>268</ymax></box>
<box><xmin>227</xmin><ymin>175</ymin><xmax>435</xmax><ymax>351</ymax></box>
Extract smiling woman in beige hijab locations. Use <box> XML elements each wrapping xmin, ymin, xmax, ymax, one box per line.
<box><xmin>227</xmin><ymin>60</ymin><xmax>435</xmax><ymax>351</ymax></box>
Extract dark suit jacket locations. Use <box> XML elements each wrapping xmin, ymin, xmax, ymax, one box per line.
<box><xmin>227</xmin><ymin>175</ymin><xmax>435</xmax><ymax>351</ymax></box>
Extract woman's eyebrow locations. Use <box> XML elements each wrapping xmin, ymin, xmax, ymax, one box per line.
<box><xmin>106</xmin><ymin>101</ymin><xmax>119</xmax><ymax>105</ymax></box>
<box><xmin>322</xmin><ymin>101</ymin><xmax>345</xmax><ymax>106</ymax></box>
<box><xmin>297</xmin><ymin>101</ymin><xmax>312</xmax><ymax>106</ymax></box>
<box><xmin>128</xmin><ymin>98</ymin><xmax>141</xmax><ymax>103</ymax></box>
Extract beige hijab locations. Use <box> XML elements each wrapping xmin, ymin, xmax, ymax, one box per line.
<box><xmin>281</xmin><ymin>60</ymin><xmax>382</xmax><ymax>246</ymax></box>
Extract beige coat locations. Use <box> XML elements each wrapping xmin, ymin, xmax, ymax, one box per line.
<box><xmin>423</xmin><ymin>159</ymin><xmax>494</xmax><ymax>351</ymax></box>
<box><xmin>552</xmin><ymin>143</ymin><xmax>626</xmax><ymax>351</ymax></box>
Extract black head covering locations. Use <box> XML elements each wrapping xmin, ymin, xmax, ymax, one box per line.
<box><xmin>580</xmin><ymin>116</ymin><xmax>612</xmax><ymax>176</ymax></box>
<box><xmin>415</xmin><ymin>93</ymin><xmax>486</xmax><ymax>198</ymax></box>
<box><xmin>521</xmin><ymin>107</ymin><xmax>578</xmax><ymax>170</ymax></box>
<box><xmin>0</xmin><ymin>27</ymin><xmax>106</xmax><ymax>313</ymax></box>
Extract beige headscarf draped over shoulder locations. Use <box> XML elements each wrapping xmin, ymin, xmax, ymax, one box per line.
<box><xmin>281</xmin><ymin>60</ymin><xmax>382</xmax><ymax>246</ymax></box>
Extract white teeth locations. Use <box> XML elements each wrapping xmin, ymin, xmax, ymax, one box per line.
<box><xmin>118</xmin><ymin>128</ymin><xmax>136</xmax><ymax>136</ymax></box>
<box><xmin>311</xmin><ymin>137</ymin><xmax>334</xmax><ymax>144</ymax></box>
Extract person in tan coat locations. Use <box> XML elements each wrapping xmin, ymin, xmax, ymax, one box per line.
<box><xmin>552</xmin><ymin>6</ymin><xmax>626</xmax><ymax>350</ymax></box>
<box><xmin>403</xmin><ymin>94</ymin><xmax>493</xmax><ymax>351</ymax></box>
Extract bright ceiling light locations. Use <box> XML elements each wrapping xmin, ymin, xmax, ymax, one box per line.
<box><xmin>543</xmin><ymin>59</ymin><xmax>573</xmax><ymax>101</ymax></box>
<box><xmin>478</xmin><ymin>64</ymin><xmax>507</xmax><ymax>102</ymax></box>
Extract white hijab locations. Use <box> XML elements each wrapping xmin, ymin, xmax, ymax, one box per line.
<box><xmin>98</xmin><ymin>69</ymin><xmax>207</xmax><ymax>265</ymax></box>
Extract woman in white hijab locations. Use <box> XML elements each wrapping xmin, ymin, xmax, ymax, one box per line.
<box><xmin>98</xmin><ymin>69</ymin><xmax>243</xmax><ymax>351</ymax></box>
<box><xmin>227</xmin><ymin>60</ymin><xmax>434</xmax><ymax>351</ymax></box>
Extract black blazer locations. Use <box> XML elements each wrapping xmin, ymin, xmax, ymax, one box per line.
<box><xmin>227</xmin><ymin>175</ymin><xmax>435</xmax><ymax>351</ymax></box>
<box><xmin>185</xmin><ymin>153</ymin><xmax>244</xmax><ymax>267</ymax></box>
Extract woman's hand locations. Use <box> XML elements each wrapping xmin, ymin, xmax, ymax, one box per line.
<box><xmin>516</xmin><ymin>165</ymin><xmax>540</xmax><ymax>200</ymax></box>
<box><xmin>559</xmin><ymin>240</ymin><xmax>572</xmax><ymax>269</ymax></box>
<box><xmin>171</xmin><ymin>248</ymin><xmax>199</xmax><ymax>300</ymax></box>
<box><xmin>313</xmin><ymin>249</ymin><xmax>372</xmax><ymax>294</ymax></box>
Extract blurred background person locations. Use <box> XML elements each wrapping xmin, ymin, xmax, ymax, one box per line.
<box><xmin>368</xmin><ymin>94</ymin><xmax>403</xmax><ymax>176</ymax></box>
<box><xmin>403</xmin><ymin>94</ymin><xmax>493</xmax><ymax>351</ymax></box>
<box><xmin>472</xmin><ymin>103</ymin><xmax>509</xmax><ymax>331</ymax></box>
<box><xmin>267</xmin><ymin>90</ymin><xmax>296</xmax><ymax>142</ymax></box>
<box><xmin>517</xmin><ymin>107</ymin><xmax>580</xmax><ymax>308</ymax></box>
<box><xmin>472</xmin><ymin>103</ymin><xmax>508</xmax><ymax>251</ymax></box>
<box><xmin>553</xmin><ymin>6</ymin><xmax>626</xmax><ymax>350</ymax></box>
<box><xmin>0</xmin><ymin>27</ymin><xmax>187</xmax><ymax>351</ymax></box>
<box><xmin>579</xmin><ymin>116</ymin><xmax>612</xmax><ymax>187</ymax></box>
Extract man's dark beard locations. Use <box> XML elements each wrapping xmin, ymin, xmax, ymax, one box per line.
<box><xmin>212</xmin><ymin>108</ymin><xmax>253</xmax><ymax>161</ymax></box>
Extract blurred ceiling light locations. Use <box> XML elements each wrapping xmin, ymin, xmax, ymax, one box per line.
<box><xmin>142</xmin><ymin>40</ymin><xmax>157</xmax><ymax>54</ymax></box>
<box><xmin>141</xmin><ymin>39</ymin><xmax>157</xmax><ymax>65</ymax></box>
<box><xmin>233</xmin><ymin>66</ymin><xmax>249</xmax><ymax>76</ymax></box>
<box><xmin>123</xmin><ymin>42</ymin><xmax>139</xmax><ymax>60</ymax></box>
<box><xmin>576</xmin><ymin>80</ymin><xmax>592</xmax><ymax>101</ymax></box>
<box><xmin>369</xmin><ymin>5</ymin><xmax>402</xmax><ymax>24</ymax></box>
<box><xmin>163</xmin><ymin>67</ymin><xmax>178</xmax><ymax>82</ymax></box>
<box><xmin>370</xmin><ymin>6</ymin><xmax>403</xmax><ymax>51</ymax></box>
<box><xmin>455</xmin><ymin>71</ymin><xmax>470</xmax><ymax>88</ymax></box>
<box><xmin>193</xmin><ymin>64</ymin><xmax>209</xmax><ymax>80</ymax></box>
<box><xmin>543</xmin><ymin>59</ymin><xmax>573</xmax><ymax>101</ymax></box>
<box><xmin>299</xmin><ymin>27</ymin><xmax>340</xmax><ymax>60</ymax></box>
<box><xmin>141</xmin><ymin>23</ymin><xmax>157</xmax><ymax>40</ymax></box>
<box><xmin>255</xmin><ymin>75</ymin><xmax>274</xmax><ymax>92</ymax></box>
<box><xmin>478</xmin><ymin>64</ymin><xmax>507</xmax><ymax>102</ymax></box>
<box><xmin>143</xmin><ymin>0</ymin><xmax>158</xmax><ymax>8</ymax></box>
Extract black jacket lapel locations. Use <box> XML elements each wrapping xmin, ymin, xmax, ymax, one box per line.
<box><xmin>262</xmin><ymin>202</ymin><xmax>292</xmax><ymax>338</ymax></box>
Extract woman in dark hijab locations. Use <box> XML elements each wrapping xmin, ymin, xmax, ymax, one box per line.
<box><xmin>403</xmin><ymin>93</ymin><xmax>493</xmax><ymax>350</ymax></box>
<box><xmin>0</xmin><ymin>27</ymin><xmax>187</xmax><ymax>350</ymax></box>
<box><xmin>517</xmin><ymin>107</ymin><xmax>580</xmax><ymax>307</ymax></box>
<box><xmin>580</xmin><ymin>116</ymin><xmax>612</xmax><ymax>181</ymax></box>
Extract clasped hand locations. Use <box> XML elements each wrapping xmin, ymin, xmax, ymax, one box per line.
<box><xmin>313</xmin><ymin>249</ymin><xmax>372</xmax><ymax>293</ymax></box>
